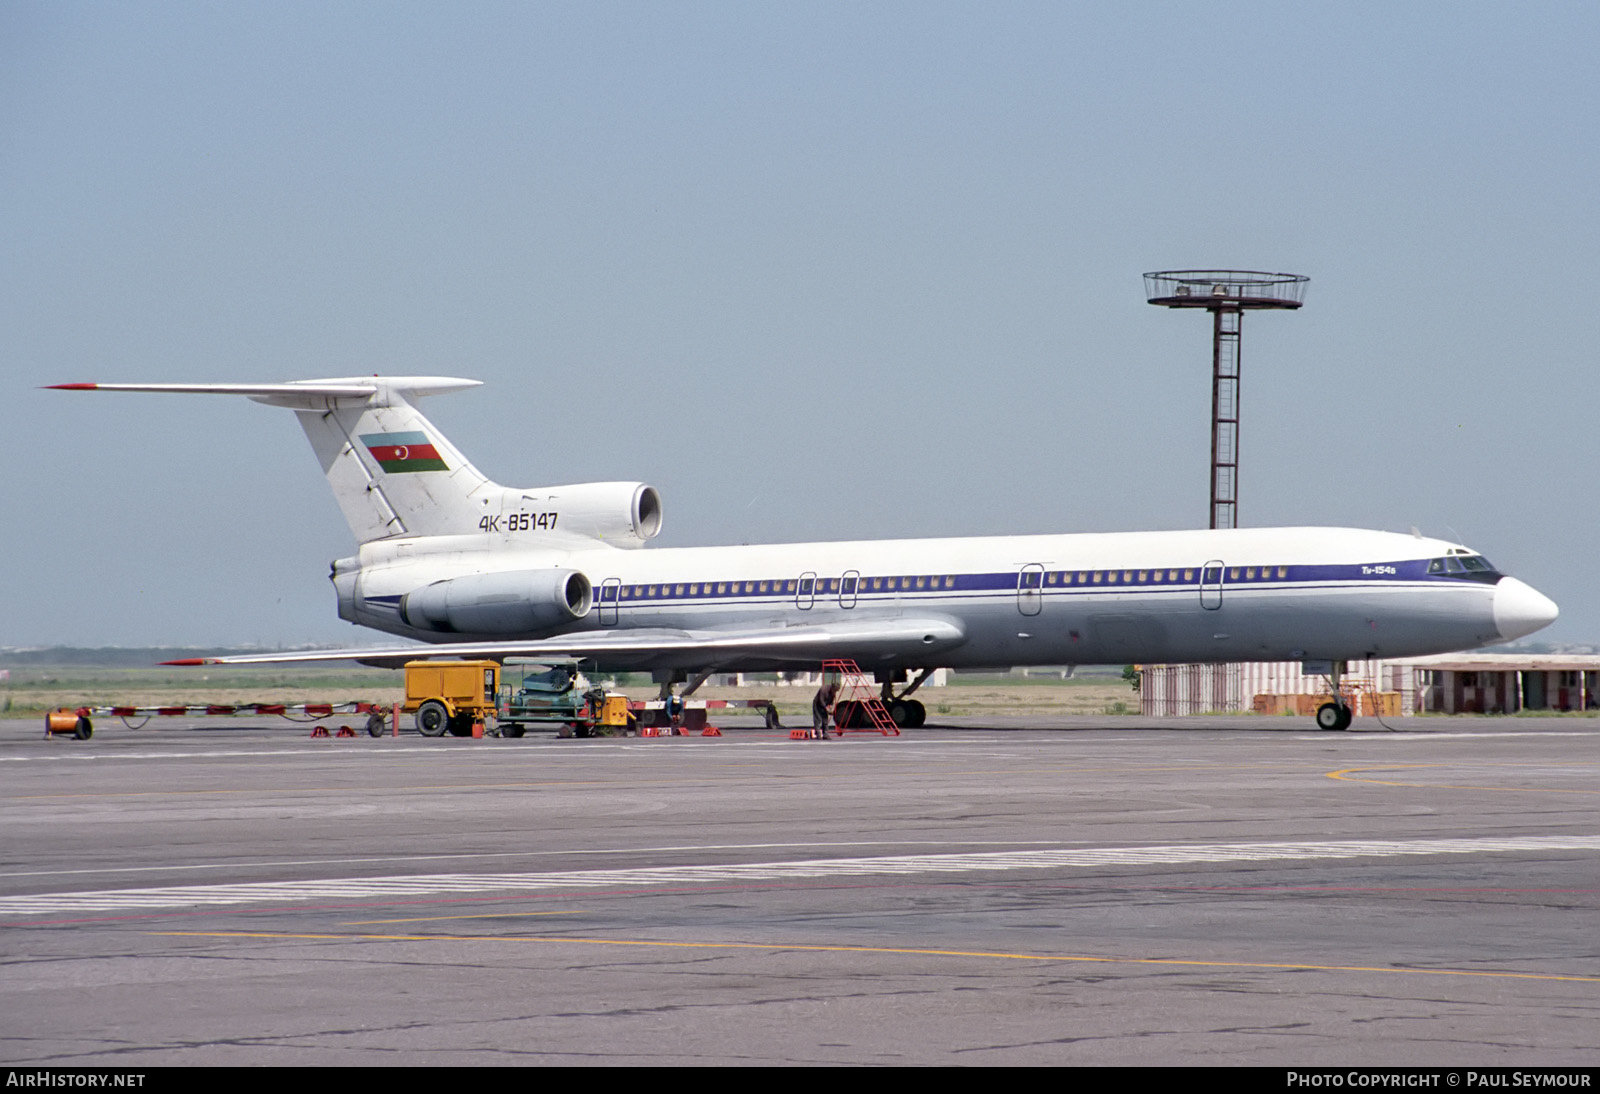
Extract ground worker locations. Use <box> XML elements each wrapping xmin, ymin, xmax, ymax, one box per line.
<box><xmin>811</xmin><ymin>680</ymin><xmax>838</xmax><ymax>739</ymax></box>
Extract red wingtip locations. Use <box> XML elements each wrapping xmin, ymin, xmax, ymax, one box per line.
<box><xmin>44</xmin><ymin>383</ymin><xmax>99</xmax><ymax>390</ymax></box>
<box><xmin>160</xmin><ymin>658</ymin><xmax>212</xmax><ymax>666</ymax></box>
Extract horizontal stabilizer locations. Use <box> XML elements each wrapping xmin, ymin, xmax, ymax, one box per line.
<box><xmin>50</xmin><ymin>377</ymin><xmax>490</xmax><ymax>540</ymax></box>
<box><xmin>48</xmin><ymin>381</ymin><xmax>377</xmax><ymax>397</ymax></box>
<box><xmin>46</xmin><ymin>377</ymin><xmax>480</xmax><ymax>410</ymax></box>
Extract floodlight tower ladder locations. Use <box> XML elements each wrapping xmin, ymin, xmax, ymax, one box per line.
<box><xmin>1143</xmin><ymin>270</ymin><xmax>1309</xmax><ymax>530</ymax></box>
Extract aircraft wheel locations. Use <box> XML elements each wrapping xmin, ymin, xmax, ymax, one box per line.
<box><xmin>416</xmin><ymin>701</ymin><xmax>449</xmax><ymax>737</ymax></box>
<box><xmin>903</xmin><ymin>699</ymin><xmax>926</xmax><ymax>728</ymax></box>
<box><xmin>501</xmin><ymin>722</ymin><xmax>525</xmax><ymax>739</ymax></box>
<box><xmin>833</xmin><ymin>700</ymin><xmax>858</xmax><ymax>729</ymax></box>
<box><xmin>1335</xmin><ymin>704</ymin><xmax>1354</xmax><ymax>731</ymax></box>
<box><xmin>1315</xmin><ymin>702</ymin><xmax>1348</xmax><ymax>731</ymax></box>
<box><xmin>888</xmin><ymin>700</ymin><xmax>912</xmax><ymax>727</ymax></box>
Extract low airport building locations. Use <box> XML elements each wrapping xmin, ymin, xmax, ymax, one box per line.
<box><xmin>1139</xmin><ymin>653</ymin><xmax>1599</xmax><ymax>716</ymax></box>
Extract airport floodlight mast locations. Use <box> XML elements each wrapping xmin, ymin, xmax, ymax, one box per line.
<box><xmin>1143</xmin><ymin>270</ymin><xmax>1309</xmax><ymax>531</ymax></box>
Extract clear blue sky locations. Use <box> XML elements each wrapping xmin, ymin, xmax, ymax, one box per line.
<box><xmin>4</xmin><ymin>2</ymin><xmax>1596</xmax><ymax>648</ymax></box>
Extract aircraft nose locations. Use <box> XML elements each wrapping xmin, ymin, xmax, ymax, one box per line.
<box><xmin>1493</xmin><ymin>577</ymin><xmax>1559</xmax><ymax>641</ymax></box>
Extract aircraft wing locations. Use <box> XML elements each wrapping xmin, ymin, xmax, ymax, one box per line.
<box><xmin>163</xmin><ymin>616</ymin><xmax>968</xmax><ymax>670</ymax></box>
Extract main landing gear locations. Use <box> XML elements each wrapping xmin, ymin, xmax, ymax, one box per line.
<box><xmin>879</xmin><ymin>668</ymin><xmax>932</xmax><ymax>729</ymax></box>
<box><xmin>1314</xmin><ymin>660</ymin><xmax>1354</xmax><ymax>731</ymax></box>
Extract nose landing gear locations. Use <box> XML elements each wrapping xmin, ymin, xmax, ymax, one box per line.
<box><xmin>1315</xmin><ymin>701</ymin><xmax>1353</xmax><ymax>731</ymax></box>
<box><xmin>1314</xmin><ymin>660</ymin><xmax>1354</xmax><ymax>730</ymax></box>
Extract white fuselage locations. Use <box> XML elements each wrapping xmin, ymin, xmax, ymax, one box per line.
<box><xmin>54</xmin><ymin>377</ymin><xmax>1560</xmax><ymax>679</ymax></box>
<box><xmin>336</xmin><ymin>526</ymin><xmax>1534</xmax><ymax>673</ymax></box>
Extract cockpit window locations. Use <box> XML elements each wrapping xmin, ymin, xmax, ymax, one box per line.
<box><xmin>1427</xmin><ymin>555</ymin><xmax>1501</xmax><ymax>582</ymax></box>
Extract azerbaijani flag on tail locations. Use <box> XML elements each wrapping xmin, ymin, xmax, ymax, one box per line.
<box><xmin>359</xmin><ymin>431</ymin><xmax>450</xmax><ymax>473</ymax></box>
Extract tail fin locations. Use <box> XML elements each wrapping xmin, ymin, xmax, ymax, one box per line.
<box><xmin>49</xmin><ymin>377</ymin><xmax>496</xmax><ymax>543</ymax></box>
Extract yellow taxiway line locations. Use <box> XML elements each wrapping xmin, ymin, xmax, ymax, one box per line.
<box><xmin>148</xmin><ymin>929</ymin><xmax>1600</xmax><ymax>984</ymax></box>
<box><xmin>1327</xmin><ymin>763</ymin><xmax>1599</xmax><ymax>794</ymax></box>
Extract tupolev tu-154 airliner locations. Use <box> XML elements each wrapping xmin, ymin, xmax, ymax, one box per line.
<box><xmin>51</xmin><ymin>375</ymin><xmax>1558</xmax><ymax>729</ymax></box>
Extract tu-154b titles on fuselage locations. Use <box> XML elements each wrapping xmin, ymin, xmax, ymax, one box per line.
<box><xmin>50</xmin><ymin>376</ymin><xmax>1559</xmax><ymax>730</ymax></box>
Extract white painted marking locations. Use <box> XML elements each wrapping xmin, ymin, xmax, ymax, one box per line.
<box><xmin>0</xmin><ymin>746</ymin><xmax>453</xmax><ymax>763</ymax></box>
<box><xmin>1335</xmin><ymin>732</ymin><xmax>1600</xmax><ymax>741</ymax></box>
<box><xmin>2</xmin><ymin>836</ymin><xmax>1596</xmax><ymax>917</ymax></box>
<box><xmin>0</xmin><ymin>839</ymin><xmax>1073</xmax><ymax>879</ymax></box>
<box><xmin>3</xmin><ymin>728</ymin><xmax>1594</xmax><ymax>764</ymax></box>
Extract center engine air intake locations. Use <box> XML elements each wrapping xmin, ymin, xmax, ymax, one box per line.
<box><xmin>539</xmin><ymin>482</ymin><xmax>662</xmax><ymax>546</ymax></box>
<box><xmin>400</xmin><ymin>569</ymin><xmax>592</xmax><ymax>634</ymax></box>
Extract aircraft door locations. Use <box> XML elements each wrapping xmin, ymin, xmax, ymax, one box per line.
<box><xmin>598</xmin><ymin>577</ymin><xmax>622</xmax><ymax>626</ymax></box>
<box><xmin>839</xmin><ymin>570</ymin><xmax>860</xmax><ymax>609</ymax></box>
<box><xmin>1200</xmin><ymin>560</ymin><xmax>1224</xmax><ymax>610</ymax></box>
<box><xmin>796</xmin><ymin>571</ymin><xmax>816</xmax><ymax>610</ymax></box>
<box><xmin>1017</xmin><ymin>563</ymin><xmax>1044</xmax><ymax>616</ymax></box>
